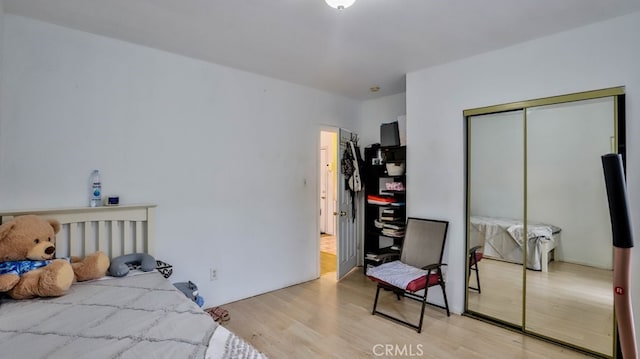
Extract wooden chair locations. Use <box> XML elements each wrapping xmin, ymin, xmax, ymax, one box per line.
<box><xmin>367</xmin><ymin>217</ymin><xmax>450</xmax><ymax>333</ymax></box>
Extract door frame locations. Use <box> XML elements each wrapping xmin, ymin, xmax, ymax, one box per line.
<box><xmin>318</xmin><ymin>127</ymin><xmax>339</xmax><ymax>279</ymax></box>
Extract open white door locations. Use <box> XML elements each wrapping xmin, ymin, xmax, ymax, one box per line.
<box><xmin>337</xmin><ymin>128</ymin><xmax>359</xmax><ymax>279</ymax></box>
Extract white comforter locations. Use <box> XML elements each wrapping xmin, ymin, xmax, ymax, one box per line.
<box><xmin>0</xmin><ymin>271</ymin><xmax>266</xmax><ymax>359</ymax></box>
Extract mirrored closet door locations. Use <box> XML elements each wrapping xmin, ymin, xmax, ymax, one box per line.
<box><xmin>465</xmin><ymin>88</ymin><xmax>625</xmax><ymax>358</ymax></box>
<box><xmin>467</xmin><ymin>110</ymin><xmax>524</xmax><ymax>327</ymax></box>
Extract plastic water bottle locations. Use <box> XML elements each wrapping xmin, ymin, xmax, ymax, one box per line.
<box><xmin>89</xmin><ymin>170</ymin><xmax>102</xmax><ymax>207</ymax></box>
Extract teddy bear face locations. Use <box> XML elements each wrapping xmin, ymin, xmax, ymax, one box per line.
<box><xmin>0</xmin><ymin>215</ymin><xmax>61</xmax><ymax>262</ymax></box>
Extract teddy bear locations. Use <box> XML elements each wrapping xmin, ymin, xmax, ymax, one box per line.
<box><xmin>0</xmin><ymin>215</ymin><xmax>110</xmax><ymax>299</ymax></box>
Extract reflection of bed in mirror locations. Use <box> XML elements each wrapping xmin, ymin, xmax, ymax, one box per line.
<box><xmin>470</xmin><ymin>216</ymin><xmax>561</xmax><ymax>272</ymax></box>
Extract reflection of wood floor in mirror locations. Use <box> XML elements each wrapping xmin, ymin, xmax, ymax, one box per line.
<box><xmin>468</xmin><ymin>258</ymin><xmax>613</xmax><ymax>356</ymax></box>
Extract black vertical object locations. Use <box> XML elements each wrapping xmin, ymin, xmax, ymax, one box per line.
<box><xmin>602</xmin><ymin>153</ymin><xmax>634</xmax><ymax>359</ymax></box>
<box><xmin>602</xmin><ymin>154</ymin><xmax>633</xmax><ymax>249</ymax></box>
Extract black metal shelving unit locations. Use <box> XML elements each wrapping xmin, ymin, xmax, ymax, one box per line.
<box><xmin>363</xmin><ymin>145</ymin><xmax>406</xmax><ymax>271</ymax></box>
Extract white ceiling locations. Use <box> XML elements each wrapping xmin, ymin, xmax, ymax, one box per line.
<box><xmin>4</xmin><ymin>0</ymin><xmax>640</xmax><ymax>100</ymax></box>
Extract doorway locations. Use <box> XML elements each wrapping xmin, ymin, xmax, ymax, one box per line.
<box><xmin>320</xmin><ymin>130</ymin><xmax>338</xmax><ymax>277</ymax></box>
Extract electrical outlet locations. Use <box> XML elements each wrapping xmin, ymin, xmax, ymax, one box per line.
<box><xmin>209</xmin><ymin>268</ymin><xmax>217</xmax><ymax>281</ymax></box>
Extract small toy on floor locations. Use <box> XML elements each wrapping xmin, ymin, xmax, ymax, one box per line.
<box><xmin>205</xmin><ymin>306</ymin><xmax>230</xmax><ymax>323</ymax></box>
<box><xmin>173</xmin><ymin>281</ymin><xmax>204</xmax><ymax>306</ymax></box>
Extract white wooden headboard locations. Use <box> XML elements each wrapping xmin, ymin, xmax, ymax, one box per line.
<box><xmin>0</xmin><ymin>204</ymin><xmax>156</xmax><ymax>259</ymax></box>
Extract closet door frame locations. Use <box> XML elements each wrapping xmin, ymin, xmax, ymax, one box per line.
<box><xmin>464</xmin><ymin>86</ymin><xmax>625</xmax><ymax>357</ymax></box>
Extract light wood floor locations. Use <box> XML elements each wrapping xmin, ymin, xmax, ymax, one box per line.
<box><xmin>320</xmin><ymin>251</ymin><xmax>337</xmax><ymax>276</ymax></box>
<box><xmin>224</xmin><ymin>269</ymin><xmax>589</xmax><ymax>358</ymax></box>
<box><xmin>468</xmin><ymin>258</ymin><xmax>613</xmax><ymax>356</ymax></box>
<box><xmin>321</xmin><ymin>234</ymin><xmax>336</xmax><ymax>255</ymax></box>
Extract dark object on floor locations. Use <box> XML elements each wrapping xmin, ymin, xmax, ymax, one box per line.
<box><xmin>205</xmin><ymin>306</ymin><xmax>230</xmax><ymax>323</ymax></box>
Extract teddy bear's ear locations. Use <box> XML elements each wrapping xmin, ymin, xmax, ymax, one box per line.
<box><xmin>0</xmin><ymin>221</ymin><xmax>16</xmax><ymax>241</ymax></box>
<box><xmin>48</xmin><ymin>219</ymin><xmax>61</xmax><ymax>234</ymax></box>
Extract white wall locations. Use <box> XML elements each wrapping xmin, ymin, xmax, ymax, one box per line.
<box><xmin>0</xmin><ymin>14</ymin><xmax>359</xmax><ymax>306</ymax></box>
<box><xmin>356</xmin><ymin>92</ymin><xmax>406</xmax><ymax>147</ymax></box>
<box><xmin>469</xmin><ymin>111</ymin><xmax>524</xmax><ymax>218</ymax></box>
<box><xmin>0</xmin><ymin>0</ymin><xmax>4</xmax><ymax>133</ymax></box>
<box><xmin>407</xmin><ymin>10</ymin><xmax>640</xmax><ymax>323</ymax></box>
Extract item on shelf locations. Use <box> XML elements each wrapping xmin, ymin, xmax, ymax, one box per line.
<box><xmin>371</xmin><ymin>146</ymin><xmax>384</xmax><ymax>165</ymax></box>
<box><xmin>105</xmin><ymin>195</ymin><xmax>120</xmax><ymax>206</ymax></box>
<box><xmin>89</xmin><ymin>169</ymin><xmax>102</xmax><ymax>207</ymax></box>
<box><xmin>380</xmin><ymin>121</ymin><xmax>400</xmax><ymax>147</ymax></box>
<box><xmin>367</xmin><ymin>194</ymin><xmax>396</xmax><ymax>205</ymax></box>
<box><xmin>385</xmin><ymin>182</ymin><xmax>405</xmax><ymax>191</ymax></box>
<box><xmin>383</xmin><ymin>223</ymin><xmax>403</xmax><ymax>230</ymax></box>
<box><xmin>380</xmin><ymin>217</ymin><xmax>402</xmax><ymax>223</ymax></box>
<box><xmin>382</xmin><ymin>228</ymin><xmax>405</xmax><ymax>238</ymax></box>
<box><xmin>374</xmin><ymin>219</ymin><xmax>385</xmax><ymax>229</ymax></box>
<box><xmin>385</xmin><ymin>162</ymin><xmax>405</xmax><ymax>176</ymax></box>
<box><xmin>366</xmin><ymin>253</ymin><xmax>381</xmax><ymax>262</ymax></box>
<box><xmin>380</xmin><ymin>208</ymin><xmax>402</xmax><ymax>222</ymax></box>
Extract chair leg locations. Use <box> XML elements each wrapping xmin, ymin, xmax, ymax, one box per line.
<box><xmin>441</xmin><ymin>285</ymin><xmax>450</xmax><ymax>317</ymax></box>
<box><xmin>372</xmin><ymin>285</ymin><xmax>382</xmax><ymax>315</ymax></box>
<box><xmin>474</xmin><ymin>263</ymin><xmax>481</xmax><ymax>294</ymax></box>
<box><xmin>468</xmin><ymin>258</ymin><xmax>482</xmax><ymax>293</ymax></box>
<box><xmin>417</xmin><ymin>286</ymin><xmax>428</xmax><ymax>333</ymax></box>
<box><xmin>440</xmin><ymin>274</ymin><xmax>450</xmax><ymax>317</ymax></box>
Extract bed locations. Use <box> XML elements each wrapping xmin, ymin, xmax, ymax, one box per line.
<box><xmin>470</xmin><ymin>216</ymin><xmax>561</xmax><ymax>272</ymax></box>
<box><xmin>0</xmin><ymin>205</ymin><xmax>266</xmax><ymax>359</ymax></box>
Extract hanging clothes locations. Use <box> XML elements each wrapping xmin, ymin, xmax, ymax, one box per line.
<box><xmin>341</xmin><ymin>139</ymin><xmax>364</xmax><ymax>221</ymax></box>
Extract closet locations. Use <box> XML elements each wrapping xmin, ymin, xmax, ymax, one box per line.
<box><xmin>465</xmin><ymin>87</ymin><xmax>625</xmax><ymax>357</ymax></box>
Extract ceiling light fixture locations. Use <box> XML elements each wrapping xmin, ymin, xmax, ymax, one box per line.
<box><xmin>325</xmin><ymin>0</ymin><xmax>356</xmax><ymax>10</ymax></box>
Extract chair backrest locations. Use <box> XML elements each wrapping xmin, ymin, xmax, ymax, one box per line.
<box><xmin>400</xmin><ymin>217</ymin><xmax>449</xmax><ymax>268</ymax></box>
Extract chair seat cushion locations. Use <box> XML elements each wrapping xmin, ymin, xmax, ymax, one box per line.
<box><xmin>367</xmin><ymin>260</ymin><xmax>440</xmax><ymax>292</ymax></box>
<box><xmin>474</xmin><ymin>252</ymin><xmax>483</xmax><ymax>262</ymax></box>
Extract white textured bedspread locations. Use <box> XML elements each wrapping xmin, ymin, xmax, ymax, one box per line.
<box><xmin>0</xmin><ymin>272</ymin><xmax>266</xmax><ymax>359</ymax></box>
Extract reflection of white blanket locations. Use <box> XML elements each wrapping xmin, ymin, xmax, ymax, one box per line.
<box><xmin>470</xmin><ymin>216</ymin><xmax>560</xmax><ymax>271</ymax></box>
<box><xmin>506</xmin><ymin>225</ymin><xmax>553</xmax><ymax>246</ymax></box>
<box><xmin>367</xmin><ymin>260</ymin><xmax>426</xmax><ymax>289</ymax></box>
